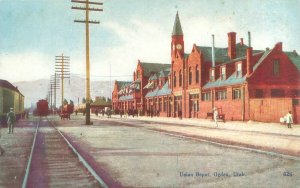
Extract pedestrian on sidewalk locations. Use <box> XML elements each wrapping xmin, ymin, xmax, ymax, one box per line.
<box><xmin>213</xmin><ymin>107</ymin><xmax>218</xmax><ymax>127</ymax></box>
<box><xmin>286</xmin><ymin>111</ymin><xmax>293</xmax><ymax>128</ymax></box>
<box><xmin>7</xmin><ymin>107</ymin><xmax>16</xmax><ymax>134</ymax></box>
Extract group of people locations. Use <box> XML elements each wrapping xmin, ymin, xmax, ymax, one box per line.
<box><xmin>0</xmin><ymin>107</ymin><xmax>16</xmax><ymax>156</ymax></box>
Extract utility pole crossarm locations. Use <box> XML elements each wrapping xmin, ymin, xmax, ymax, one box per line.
<box><xmin>71</xmin><ymin>0</ymin><xmax>103</xmax><ymax>5</ymax></box>
<box><xmin>72</xmin><ymin>6</ymin><xmax>103</xmax><ymax>11</ymax></box>
<box><xmin>74</xmin><ymin>20</ymin><xmax>100</xmax><ymax>24</ymax></box>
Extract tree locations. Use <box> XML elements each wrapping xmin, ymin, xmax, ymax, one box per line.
<box><xmin>82</xmin><ymin>97</ymin><xmax>86</xmax><ymax>104</ymax></box>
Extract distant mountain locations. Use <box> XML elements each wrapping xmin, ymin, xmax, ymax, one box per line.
<box><xmin>14</xmin><ymin>75</ymin><xmax>113</xmax><ymax>108</ymax></box>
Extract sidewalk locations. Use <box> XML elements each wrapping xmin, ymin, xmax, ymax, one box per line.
<box><xmin>108</xmin><ymin>114</ymin><xmax>300</xmax><ymax>136</ymax></box>
<box><xmin>92</xmin><ymin>114</ymin><xmax>300</xmax><ymax>158</ymax></box>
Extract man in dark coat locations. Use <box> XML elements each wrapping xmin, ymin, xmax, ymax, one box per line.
<box><xmin>7</xmin><ymin>108</ymin><xmax>16</xmax><ymax>134</ymax></box>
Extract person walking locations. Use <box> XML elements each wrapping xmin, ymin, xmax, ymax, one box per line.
<box><xmin>286</xmin><ymin>111</ymin><xmax>293</xmax><ymax>128</ymax></box>
<box><xmin>7</xmin><ymin>107</ymin><xmax>16</xmax><ymax>134</ymax></box>
<box><xmin>213</xmin><ymin>107</ymin><xmax>218</xmax><ymax>127</ymax></box>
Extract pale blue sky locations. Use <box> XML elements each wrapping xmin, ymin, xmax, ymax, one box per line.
<box><xmin>1</xmin><ymin>0</ymin><xmax>300</xmax><ymax>82</ymax></box>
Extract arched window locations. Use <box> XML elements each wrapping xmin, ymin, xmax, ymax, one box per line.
<box><xmin>173</xmin><ymin>72</ymin><xmax>177</xmax><ymax>87</ymax></box>
<box><xmin>196</xmin><ymin>65</ymin><xmax>199</xmax><ymax>83</ymax></box>
<box><xmin>189</xmin><ymin>67</ymin><xmax>192</xmax><ymax>85</ymax></box>
<box><xmin>179</xmin><ymin>70</ymin><xmax>182</xmax><ymax>87</ymax></box>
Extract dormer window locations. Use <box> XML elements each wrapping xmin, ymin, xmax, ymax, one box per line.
<box><xmin>236</xmin><ymin>63</ymin><xmax>242</xmax><ymax>78</ymax></box>
<box><xmin>221</xmin><ymin>66</ymin><xmax>226</xmax><ymax>80</ymax></box>
<box><xmin>210</xmin><ymin>69</ymin><xmax>215</xmax><ymax>82</ymax></box>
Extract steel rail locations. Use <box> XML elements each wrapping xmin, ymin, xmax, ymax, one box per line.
<box><xmin>21</xmin><ymin>118</ymin><xmax>40</xmax><ymax>188</ymax></box>
<box><xmin>47</xmin><ymin>118</ymin><xmax>109</xmax><ymax>188</ymax></box>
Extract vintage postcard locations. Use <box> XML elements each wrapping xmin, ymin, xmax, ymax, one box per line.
<box><xmin>0</xmin><ymin>0</ymin><xmax>299</xmax><ymax>187</ymax></box>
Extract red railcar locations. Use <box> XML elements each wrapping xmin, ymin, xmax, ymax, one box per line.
<box><xmin>36</xmin><ymin>99</ymin><xmax>49</xmax><ymax>116</ymax></box>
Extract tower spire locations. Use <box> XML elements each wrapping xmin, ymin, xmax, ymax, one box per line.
<box><xmin>172</xmin><ymin>11</ymin><xmax>183</xmax><ymax>36</ymax></box>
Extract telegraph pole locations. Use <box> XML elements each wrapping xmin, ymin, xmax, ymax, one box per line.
<box><xmin>72</xmin><ymin>0</ymin><xmax>103</xmax><ymax>125</ymax></box>
<box><xmin>50</xmin><ymin>74</ymin><xmax>60</xmax><ymax>114</ymax></box>
<box><xmin>55</xmin><ymin>54</ymin><xmax>70</xmax><ymax>114</ymax></box>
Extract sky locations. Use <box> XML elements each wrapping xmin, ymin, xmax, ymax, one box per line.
<box><xmin>0</xmin><ymin>0</ymin><xmax>300</xmax><ymax>83</ymax></box>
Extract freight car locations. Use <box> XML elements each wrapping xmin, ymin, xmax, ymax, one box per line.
<box><xmin>0</xmin><ymin>79</ymin><xmax>25</xmax><ymax>125</ymax></box>
<box><xmin>36</xmin><ymin>99</ymin><xmax>49</xmax><ymax>116</ymax></box>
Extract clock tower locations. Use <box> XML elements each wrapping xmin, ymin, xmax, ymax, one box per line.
<box><xmin>171</xmin><ymin>12</ymin><xmax>184</xmax><ymax>58</ymax></box>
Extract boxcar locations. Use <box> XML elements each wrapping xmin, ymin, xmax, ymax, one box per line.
<box><xmin>0</xmin><ymin>79</ymin><xmax>25</xmax><ymax>124</ymax></box>
<box><xmin>36</xmin><ymin>99</ymin><xmax>49</xmax><ymax>116</ymax></box>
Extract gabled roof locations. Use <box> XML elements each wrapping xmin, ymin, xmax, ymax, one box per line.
<box><xmin>149</xmin><ymin>73</ymin><xmax>158</xmax><ymax>81</ymax></box>
<box><xmin>253</xmin><ymin>49</ymin><xmax>272</xmax><ymax>71</ymax></box>
<box><xmin>196</xmin><ymin>43</ymin><xmax>263</xmax><ymax>65</ymax></box>
<box><xmin>172</xmin><ymin>12</ymin><xmax>183</xmax><ymax>36</ymax></box>
<box><xmin>140</xmin><ymin>62</ymin><xmax>170</xmax><ymax>77</ymax></box>
<box><xmin>145</xmin><ymin>82</ymin><xmax>171</xmax><ymax>97</ymax></box>
<box><xmin>116</xmin><ymin>81</ymin><xmax>131</xmax><ymax>89</ymax></box>
<box><xmin>0</xmin><ymin>79</ymin><xmax>21</xmax><ymax>93</ymax></box>
<box><xmin>286</xmin><ymin>51</ymin><xmax>300</xmax><ymax>71</ymax></box>
<box><xmin>196</xmin><ymin>46</ymin><xmax>229</xmax><ymax>63</ymax></box>
<box><xmin>159</xmin><ymin>69</ymin><xmax>170</xmax><ymax>78</ymax></box>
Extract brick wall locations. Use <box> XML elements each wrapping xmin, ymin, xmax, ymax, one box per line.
<box><xmin>249</xmin><ymin>98</ymin><xmax>299</xmax><ymax>123</ymax></box>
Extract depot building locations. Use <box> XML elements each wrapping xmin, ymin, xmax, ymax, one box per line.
<box><xmin>112</xmin><ymin>12</ymin><xmax>300</xmax><ymax>123</ymax></box>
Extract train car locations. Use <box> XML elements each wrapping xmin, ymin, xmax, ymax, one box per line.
<box><xmin>0</xmin><ymin>79</ymin><xmax>25</xmax><ymax>124</ymax></box>
<box><xmin>36</xmin><ymin>99</ymin><xmax>49</xmax><ymax>116</ymax></box>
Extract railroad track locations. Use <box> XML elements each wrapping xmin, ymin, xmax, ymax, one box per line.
<box><xmin>21</xmin><ymin>117</ymin><xmax>108</xmax><ymax>188</ymax></box>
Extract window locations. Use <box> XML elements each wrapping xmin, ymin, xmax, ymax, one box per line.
<box><xmin>163</xmin><ymin>97</ymin><xmax>167</xmax><ymax>112</ymax></box>
<box><xmin>159</xmin><ymin>98</ymin><xmax>162</xmax><ymax>111</ymax></box>
<box><xmin>292</xmin><ymin>90</ymin><xmax>300</xmax><ymax>97</ymax></box>
<box><xmin>216</xmin><ymin>90</ymin><xmax>227</xmax><ymax>100</ymax></box>
<box><xmin>221</xmin><ymin>66</ymin><xmax>226</xmax><ymax>80</ymax></box>
<box><xmin>137</xmin><ymin>70</ymin><xmax>140</xmax><ymax>79</ymax></box>
<box><xmin>255</xmin><ymin>89</ymin><xmax>263</xmax><ymax>98</ymax></box>
<box><xmin>236</xmin><ymin>63</ymin><xmax>242</xmax><ymax>78</ymax></box>
<box><xmin>173</xmin><ymin>72</ymin><xmax>176</xmax><ymax>87</ymax></box>
<box><xmin>210</xmin><ymin>69</ymin><xmax>215</xmax><ymax>81</ymax></box>
<box><xmin>189</xmin><ymin>67</ymin><xmax>192</xmax><ymax>85</ymax></box>
<box><xmin>196</xmin><ymin>65</ymin><xmax>199</xmax><ymax>83</ymax></box>
<box><xmin>179</xmin><ymin>70</ymin><xmax>182</xmax><ymax>87</ymax></box>
<box><xmin>201</xmin><ymin>92</ymin><xmax>211</xmax><ymax>101</ymax></box>
<box><xmin>233</xmin><ymin>89</ymin><xmax>241</xmax><ymax>99</ymax></box>
<box><xmin>293</xmin><ymin>99</ymin><xmax>299</xmax><ymax>106</ymax></box>
<box><xmin>271</xmin><ymin>89</ymin><xmax>284</xmax><ymax>97</ymax></box>
<box><xmin>273</xmin><ymin>60</ymin><xmax>280</xmax><ymax>76</ymax></box>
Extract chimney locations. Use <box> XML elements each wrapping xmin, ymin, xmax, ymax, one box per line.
<box><xmin>248</xmin><ymin>31</ymin><xmax>251</xmax><ymax>47</ymax></box>
<box><xmin>228</xmin><ymin>32</ymin><xmax>236</xmax><ymax>59</ymax></box>
<box><xmin>240</xmin><ymin>38</ymin><xmax>244</xmax><ymax>46</ymax></box>
<box><xmin>246</xmin><ymin>47</ymin><xmax>253</xmax><ymax>77</ymax></box>
<box><xmin>212</xmin><ymin>34</ymin><xmax>215</xmax><ymax>68</ymax></box>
